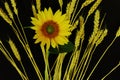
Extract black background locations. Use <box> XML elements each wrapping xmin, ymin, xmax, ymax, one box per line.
<box><xmin>0</xmin><ymin>0</ymin><xmax>120</xmax><ymax>80</ymax></box>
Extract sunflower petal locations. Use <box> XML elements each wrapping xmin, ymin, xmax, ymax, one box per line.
<box><xmin>55</xmin><ymin>36</ymin><xmax>68</xmax><ymax>45</ymax></box>
<box><xmin>35</xmin><ymin>38</ymin><xmax>41</xmax><ymax>44</ymax></box>
<box><xmin>51</xmin><ymin>39</ymin><xmax>57</xmax><ymax>48</ymax></box>
<box><xmin>46</xmin><ymin>38</ymin><xmax>50</xmax><ymax>51</ymax></box>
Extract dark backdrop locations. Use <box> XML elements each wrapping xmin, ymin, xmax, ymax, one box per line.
<box><xmin>0</xmin><ymin>0</ymin><xmax>120</xmax><ymax>80</ymax></box>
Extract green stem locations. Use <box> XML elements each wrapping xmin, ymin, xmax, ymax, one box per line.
<box><xmin>41</xmin><ymin>45</ymin><xmax>51</xmax><ymax>80</ymax></box>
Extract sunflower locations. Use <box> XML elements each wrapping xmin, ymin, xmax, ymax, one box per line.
<box><xmin>31</xmin><ymin>7</ymin><xmax>71</xmax><ymax>50</ymax></box>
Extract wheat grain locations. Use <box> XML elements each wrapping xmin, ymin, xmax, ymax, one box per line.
<box><xmin>89</xmin><ymin>10</ymin><xmax>100</xmax><ymax>44</ymax></box>
<box><xmin>66</xmin><ymin>2</ymin><xmax>71</xmax><ymax>19</ymax></box>
<box><xmin>93</xmin><ymin>29</ymin><xmax>104</xmax><ymax>44</ymax></box>
<box><xmin>75</xmin><ymin>16</ymin><xmax>85</xmax><ymax>49</ymax></box>
<box><xmin>79</xmin><ymin>16</ymin><xmax>84</xmax><ymax>28</ymax></box>
<box><xmin>32</xmin><ymin>4</ymin><xmax>37</xmax><ymax>18</ymax></box>
<box><xmin>10</xmin><ymin>0</ymin><xmax>18</xmax><ymax>15</ymax></box>
<box><xmin>88</xmin><ymin>0</ymin><xmax>102</xmax><ymax>17</ymax></box>
<box><xmin>79</xmin><ymin>16</ymin><xmax>85</xmax><ymax>39</ymax></box>
<box><xmin>66</xmin><ymin>50</ymin><xmax>80</xmax><ymax>79</ymax></box>
<box><xmin>5</xmin><ymin>2</ymin><xmax>14</xmax><ymax>19</ymax></box>
<box><xmin>0</xmin><ymin>8</ymin><xmax>12</xmax><ymax>25</ymax></box>
<box><xmin>58</xmin><ymin>0</ymin><xmax>63</xmax><ymax>10</ymax></box>
<box><xmin>96</xmin><ymin>29</ymin><xmax>108</xmax><ymax>46</ymax></box>
<box><xmin>36</xmin><ymin>0</ymin><xmax>41</xmax><ymax>13</ymax></box>
<box><xmin>70</xmin><ymin>19</ymin><xmax>79</xmax><ymax>31</ymax></box>
<box><xmin>8</xmin><ymin>39</ymin><xmax>21</xmax><ymax>61</ymax></box>
<box><xmin>81</xmin><ymin>0</ymin><xmax>95</xmax><ymax>9</ymax></box>
<box><xmin>94</xmin><ymin>10</ymin><xmax>100</xmax><ymax>31</ymax></box>
<box><xmin>75</xmin><ymin>31</ymin><xmax>81</xmax><ymax>48</ymax></box>
<box><xmin>66</xmin><ymin>0</ymin><xmax>77</xmax><ymax>19</ymax></box>
<box><xmin>116</xmin><ymin>27</ymin><xmax>120</xmax><ymax>37</ymax></box>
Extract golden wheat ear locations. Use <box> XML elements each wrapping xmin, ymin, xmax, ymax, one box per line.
<box><xmin>8</xmin><ymin>38</ymin><xmax>21</xmax><ymax>61</ymax></box>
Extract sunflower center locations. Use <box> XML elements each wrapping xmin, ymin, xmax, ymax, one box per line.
<box><xmin>41</xmin><ymin>20</ymin><xmax>59</xmax><ymax>38</ymax></box>
<box><xmin>46</xmin><ymin>25</ymin><xmax>54</xmax><ymax>34</ymax></box>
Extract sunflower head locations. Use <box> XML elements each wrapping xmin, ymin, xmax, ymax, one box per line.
<box><xmin>31</xmin><ymin>7</ymin><xmax>71</xmax><ymax>50</ymax></box>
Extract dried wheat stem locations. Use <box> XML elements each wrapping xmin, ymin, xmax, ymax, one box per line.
<box><xmin>70</xmin><ymin>0</ymin><xmax>80</xmax><ymax>24</ymax></box>
<box><xmin>66</xmin><ymin>0</ymin><xmax>77</xmax><ymax>20</ymax></box>
<box><xmin>70</xmin><ymin>20</ymin><xmax>79</xmax><ymax>31</ymax></box>
<box><xmin>40</xmin><ymin>45</ymin><xmax>51</xmax><ymax>80</ymax></box>
<box><xmin>8</xmin><ymin>38</ymin><xmax>29</xmax><ymax>80</ymax></box>
<box><xmin>0</xmin><ymin>42</ymin><xmax>27</xmax><ymax>80</ymax></box>
<box><xmin>101</xmin><ymin>62</ymin><xmax>120</xmax><ymax>80</ymax></box>
<box><xmin>26</xmin><ymin>44</ymin><xmax>43</xmax><ymax>80</ymax></box>
<box><xmin>53</xmin><ymin>53</ymin><xmax>66</xmax><ymax>80</ymax></box>
<box><xmin>92</xmin><ymin>29</ymin><xmax>104</xmax><ymax>44</ymax></box>
<box><xmin>87</xmin><ymin>37</ymin><xmax>116</xmax><ymax>80</ymax></box>
<box><xmin>80</xmin><ymin>46</ymin><xmax>97</xmax><ymax>80</ymax></box>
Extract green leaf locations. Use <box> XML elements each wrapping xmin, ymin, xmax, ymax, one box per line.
<box><xmin>49</xmin><ymin>41</ymin><xmax>75</xmax><ymax>54</ymax></box>
<box><xmin>49</xmin><ymin>47</ymin><xmax>59</xmax><ymax>54</ymax></box>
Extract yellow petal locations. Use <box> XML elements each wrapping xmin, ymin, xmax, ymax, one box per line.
<box><xmin>34</xmin><ymin>38</ymin><xmax>41</xmax><ymax>44</ymax></box>
<box><xmin>57</xmin><ymin>14</ymin><xmax>66</xmax><ymax>23</ymax></box>
<box><xmin>41</xmin><ymin>41</ymin><xmax>45</xmax><ymax>48</ymax></box>
<box><xmin>55</xmin><ymin>36</ymin><xmax>68</xmax><ymax>45</ymax></box>
<box><xmin>44</xmin><ymin>8</ymin><xmax>49</xmax><ymax>20</ymax></box>
<box><xmin>31</xmin><ymin>26</ymin><xmax>37</xmax><ymax>30</ymax></box>
<box><xmin>59</xmin><ymin>31</ymin><xmax>71</xmax><ymax>36</ymax></box>
<box><xmin>46</xmin><ymin>38</ymin><xmax>50</xmax><ymax>50</ymax></box>
<box><xmin>53</xmin><ymin>10</ymin><xmax>61</xmax><ymax>20</ymax></box>
<box><xmin>48</xmin><ymin>7</ymin><xmax>53</xmax><ymax>19</ymax></box>
<box><xmin>41</xmin><ymin>11</ymin><xmax>46</xmax><ymax>22</ymax></box>
<box><xmin>51</xmin><ymin>39</ymin><xmax>57</xmax><ymax>48</ymax></box>
<box><xmin>33</xmin><ymin>34</ymin><xmax>38</xmax><ymax>39</ymax></box>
